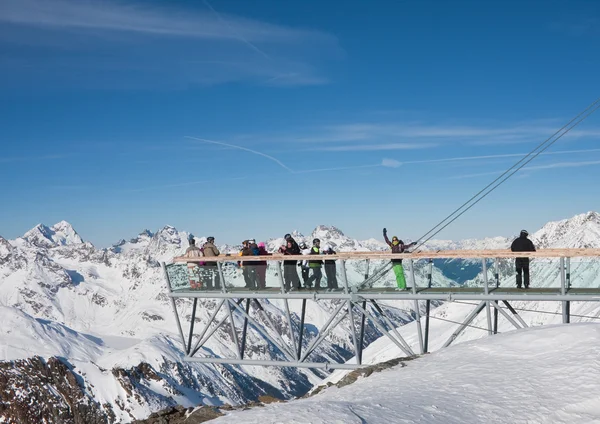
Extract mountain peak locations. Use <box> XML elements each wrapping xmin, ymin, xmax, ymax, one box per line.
<box><xmin>532</xmin><ymin>211</ymin><xmax>600</xmax><ymax>248</ymax></box>
<box><xmin>22</xmin><ymin>221</ymin><xmax>83</xmax><ymax>248</ymax></box>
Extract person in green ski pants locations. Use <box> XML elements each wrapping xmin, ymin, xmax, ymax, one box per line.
<box><xmin>383</xmin><ymin>228</ymin><xmax>417</xmax><ymax>289</ymax></box>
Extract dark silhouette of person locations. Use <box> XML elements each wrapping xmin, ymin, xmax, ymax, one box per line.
<box><xmin>510</xmin><ymin>230</ymin><xmax>536</xmax><ymax>289</ymax></box>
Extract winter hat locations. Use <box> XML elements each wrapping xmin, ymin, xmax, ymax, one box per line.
<box><xmin>322</xmin><ymin>244</ymin><xmax>331</xmax><ymax>251</ymax></box>
<box><xmin>520</xmin><ymin>230</ymin><xmax>529</xmax><ymax>236</ymax></box>
<box><xmin>258</xmin><ymin>242</ymin><xmax>266</xmax><ymax>248</ymax></box>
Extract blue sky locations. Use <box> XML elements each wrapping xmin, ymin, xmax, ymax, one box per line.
<box><xmin>1</xmin><ymin>0</ymin><xmax>599</xmax><ymax>247</ymax></box>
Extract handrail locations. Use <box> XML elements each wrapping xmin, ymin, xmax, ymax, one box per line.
<box><xmin>172</xmin><ymin>248</ymin><xmax>600</xmax><ymax>263</ymax></box>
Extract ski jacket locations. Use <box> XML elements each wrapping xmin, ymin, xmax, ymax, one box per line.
<box><xmin>510</xmin><ymin>236</ymin><xmax>536</xmax><ymax>252</ymax></box>
<box><xmin>301</xmin><ymin>248</ymin><xmax>311</xmax><ymax>268</ymax></box>
<box><xmin>281</xmin><ymin>239</ymin><xmax>301</xmax><ymax>265</ymax></box>
<box><xmin>511</xmin><ymin>235</ymin><xmax>536</xmax><ymax>261</ymax></box>
<box><xmin>309</xmin><ymin>246</ymin><xmax>323</xmax><ymax>268</ymax></box>
<box><xmin>184</xmin><ymin>246</ymin><xmax>203</xmax><ymax>258</ymax></box>
<box><xmin>323</xmin><ymin>248</ymin><xmax>337</xmax><ymax>265</ymax></box>
<box><xmin>257</xmin><ymin>246</ymin><xmax>270</xmax><ymax>266</ymax></box>
<box><xmin>202</xmin><ymin>242</ymin><xmax>220</xmax><ymax>257</ymax></box>
<box><xmin>383</xmin><ymin>231</ymin><xmax>416</xmax><ymax>263</ymax></box>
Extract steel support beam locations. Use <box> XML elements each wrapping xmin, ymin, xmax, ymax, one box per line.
<box><xmin>251</xmin><ymin>299</ymin><xmax>296</xmax><ymax>359</ymax></box>
<box><xmin>189</xmin><ymin>299</ymin><xmax>231</xmax><ymax>357</ymax></box>
<box><xmin>358</xmin><ymin>300</ymin><xmax>367</xmax><ymax>364</ymax></box>
<box><xmin>227</xmin><ymin>299</ymin><xmax>296</xmax><ymax>362</ymax></box>
<box><xmin>340</xmin><ymin>260</ymin><xmax>360</xmax><ymax>364</ymax></box>
<box><xmin>489</xmin><ymin>301</ymin><xmax>522</xmax><ymax>330</ymax></box>
<box><xmin>442</xmin><ymin>301</ymin><xmax>486</xmax><ymax>348</ymax></box>
<box><xmin>297</xmin><ymin>299</ymin><xmax>307</xmax><ymax>360</ymax></box>
<box><xmin>353</xmin><ymin>302</ymin><xmax>414</xmax><ymax>358</ymax></box>
<box><xmin>502</xmin><ymin>301</ymin><xmax>529</xmax><ymax>328</ymax></box>
<box><xmin>162</xmin><ymin>262</ymin><xmax>186</xmax><ymax>351</ymax></box>
<box><xmin>170</xmin><ymin>291</ymin><xmax>600</xmax><ymax>302</ymax></box>
<box><xmin>300</xmin><ymin>306</ymin><xmax>349</xmax><ymax>362</ymax></box>
<box><xmin>183</xmin><ymin>356</ymin><xmax>361</xmax><ymax>370</ymax></box>
<box><xmin>240</xmin><ymin>299</ymin><xmax>251</xmax><ymax>359</ymax></box>
<box><xmin>370</xmin><ymin>301</ymin><xmax>415</xmax><ymax>355</ymax></box>
<box><xmin>277</xmin><ymin>261</ymin><xmax>299</xmax><ymax>359</ymax></box>
<box><xmin>187</xmin><ymin>298</ymin><xmax>198</xmax><ymax>354</ymax></box>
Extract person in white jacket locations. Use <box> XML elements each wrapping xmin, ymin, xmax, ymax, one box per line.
<box><xmin>299</xmin><ymin>242</ymin><xmax>311</xmax><ymax>287</ymax></box>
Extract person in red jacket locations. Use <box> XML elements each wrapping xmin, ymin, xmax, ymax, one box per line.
<box><xmin>383</xmin><ymin>228</ymin><xmax>416</xmax><ymax>290</ymax></box>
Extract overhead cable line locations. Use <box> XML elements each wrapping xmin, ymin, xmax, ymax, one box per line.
<box><xmin>414</xmin><ymin>97</ymin><xmax>600</xmax><ymax>250</ymax></box>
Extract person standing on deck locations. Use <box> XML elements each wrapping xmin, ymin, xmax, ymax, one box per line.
<box><xmin>307</xmin><ymin>238</ymin><xmax>324</xmax><ymax>289</ymax></box>
<box><xmin>383</xmin><ymin>228</ymin><xmax>416</xmax><ymax>290</ymax></box>
<box><xmin>299</xmin><ymin>242</ymin><xmax>311</xmax><ymax>287</ymax></box>
<box><xmin>239</xmin><ymin>240</ymin><xmax>257</xmax><ymax>289</ymax></box>
<box><xmin>322</xmin><ymin>244</ymin><xmax>339</xmax><ymax>290</ymax></box>
<box><xmin>510</xmin><ymin>230</ymin><xmax>536</xmax><ymax>289</ymax></box>
<box><xmin>256</xmin><ymin>242</ymin><xmax>269</xmax><ymax>290</ymax></box>
<box><xmin>184</xmin><ymin>235</ymin><xmax>203</xmax><ymax>289</ymax></box>
<box><xmin>279</xmin><ymin>234</ymin><xmax>301</xmax><ymax>291</ymax></box>
<box><xmin>202</xmin><ymin>236</ymin><xmax>220</xmax><ymax>289</ymax></box>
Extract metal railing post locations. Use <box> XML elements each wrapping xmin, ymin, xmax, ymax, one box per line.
<box><xmin>560</xmin><ymin>257</ymin><xmax>568</xmax><ymax>324</ymax></box>
<box><xmin>410</xmin><ymin>259</ymin><xmax>424</xmax><ymax>354</ymax></box>
<box><xmin>424</xmin><ymin>259</ymin><xmax>433</xmax><ymax>353</ymax></box>
<box><xmin>483</xmin><ymin>259</ymin><xmax>492</xmax><ymax>335</ymax></box>
<box><xmin>493</xmin><ymin>258</ymin><xmax>500</xmax><ymax>334</ymax></box>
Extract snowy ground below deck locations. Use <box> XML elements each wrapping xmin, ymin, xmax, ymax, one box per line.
<box><xmin>211</xmin><ymin>323</ymin><xmax>600</xmax><ymax>424</ymax></box>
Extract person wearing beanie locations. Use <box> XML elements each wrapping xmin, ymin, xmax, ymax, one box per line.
<box><xmin>510</xmin><ymin>230</ymin><xmax>536</xmax><ymax>289</ymax></box>
<box><xmin>255</xmin><ymin>242</ymin><xmax>270</xmax><ymax>289</ymax></box>
<box><xmin>184</xmin><ymin>234</ymin><xmax>203</xmax><ymax>289</ymax></box>
<box><xmin>307</xmin><ymin>238</ymin><xmax>324</xmax><ymax>289</ymax></box>
<box><xmin>322</xmin><ymin>244</ymin><xmax>339</xmax><ymax>290</ymax></box>
<box><xmin>202</xmin><ymin>236</ymin><xmax>220</xmax><ymax>290</ymax></box>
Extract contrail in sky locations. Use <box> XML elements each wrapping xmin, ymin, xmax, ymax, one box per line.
<box><xmin>202</xmin><ymin>0</ymin><xmax>272</xmax><ymax>60</ymax></box>
<box><xmin>185</xmin><ymin>136</ymin><xmax>294</xmax><ymax>173</ymax></box>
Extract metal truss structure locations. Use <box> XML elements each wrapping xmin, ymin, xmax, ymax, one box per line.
<box><xmin>163</xmin><ymin>249</ymin><xmax>600</xmax><ymax>370</ymax></box>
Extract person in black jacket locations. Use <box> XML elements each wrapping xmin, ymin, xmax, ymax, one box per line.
<box><xmin>510</xmin><ymin>230</ymin><xmax>536</xmax><ymax>289</ymax></box>
<box><xmin>279</xmin><ymin>234</ymin><xmax>301</xmax><ymax>291</ymax></box>
<box><xmin>322</xmin><ymin>244</ymin><xmax>339</xmax><ymax>290</ymax></box>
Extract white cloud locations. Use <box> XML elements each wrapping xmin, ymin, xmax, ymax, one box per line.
<box><xmin>0</xmin><ymin>0</ymin><xmax>340</xmax><ymax>88</ymax></box>
<box><xmin>381</xmin><ymin>158</ymin><xmax>402</xmax><ymax>168</ymax></box>
<box><xmin>0</xmin><ymin>0</ymin><xmax>334</xmax><ymax>44</ymax></box>
<box><xmin>311</xmin><ymin>142</ymin><xmax>438</xmax><ymax>152</ymax></box>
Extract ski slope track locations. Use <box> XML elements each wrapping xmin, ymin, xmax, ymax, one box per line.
<box><xmin>0</xmin><ymin>211</ymin><xmax>599</xmax><ymax>422</ymax></box>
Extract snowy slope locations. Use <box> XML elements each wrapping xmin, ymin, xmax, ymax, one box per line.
<box><xmin>211</xmin><ymin>323</ymin><xmax>600</xmax><ymax>424</ymax></box>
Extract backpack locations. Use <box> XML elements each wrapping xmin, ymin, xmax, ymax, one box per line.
<box><xmin>252</xmin><ymin>246</ymin><xmax>260</xmax><ymax>256</ymax></box>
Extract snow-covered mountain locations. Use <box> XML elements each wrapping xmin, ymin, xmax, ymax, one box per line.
<box><xmin>0</xmin><ymin>222</ymin><xmax>414</xmax><ymax>422</ymax></box>
<box><xmin>0</xmin><ymin>212</ymin><xmax>598</xmax><ymax>423</ymax></box>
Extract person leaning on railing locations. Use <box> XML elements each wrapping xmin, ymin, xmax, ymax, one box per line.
<box><xmin>510</xmin><ymin>230</ymin><xmax>536</xmax><ymax>289</ymax></box>
<box><xmin>202</xmin><ymin>236</ymin><xmax>221</xmax><ymax>289</ymax></box>
<box><xmin>279</xmin><ymin>234</ymin><xmax>302</xmax><ymax>291</ymax></box>
<box><xmin>184</xmin><ymin>234</ymin><xmax>204</xmax><ymax>289</ymax></box>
